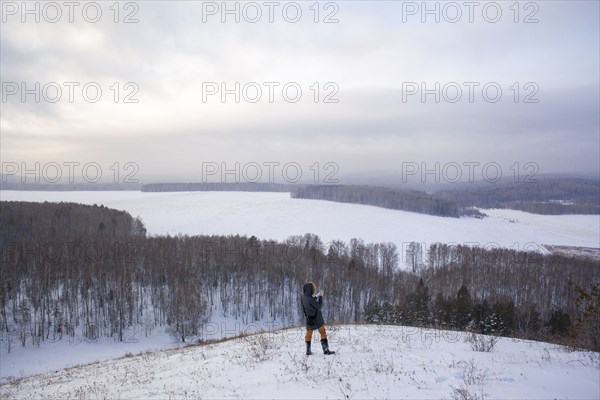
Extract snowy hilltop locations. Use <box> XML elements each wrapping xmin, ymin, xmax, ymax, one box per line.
<box><xmin>1</xmin><ymin>325</ymin><xmax>598</xmax><ymax>399</ymax></box>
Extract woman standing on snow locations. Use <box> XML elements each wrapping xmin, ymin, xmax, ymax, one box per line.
<box><xmin>301</xmin><ymin>282</ymin><xmax>335</xmax><ymax>355</ymax></box>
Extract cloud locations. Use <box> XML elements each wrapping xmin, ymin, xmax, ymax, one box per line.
<box><xmin>1</xmin><ymin>1</ymin><xmax>598</xmax><ymax>181</ymax></box>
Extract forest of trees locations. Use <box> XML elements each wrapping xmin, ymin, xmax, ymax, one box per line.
<box><xmin>365</xmin><ymin>243</ymin><xmax>600</xmax><ymax>350</ymax></box>
<box><xmin>1</xmin><ymin>201</ymin><xmax>598</xmax><ymax>351</ymax></box>
<box><xmin>0</xmin><ymin>183</ymin><xmax>141</xmax><ymax>191</ymax></box>
<box><xmin>291</xmin><ymin>185</ymin><xmax>483</xmax><ymax>218</ymax></box>
<box><xmin>292</xmin><ymin>179</ymin><xmax>599</xmax><ymax>217</ymax></box>
<box><xmin>438</xmin><ymin>178</ymin><xmax>600</xmax><ymax>215</ymax></box>
<box><xmin>142</xmin><ymin>183</ymin><xmax>294</xmax><ymax>192</ymax></box>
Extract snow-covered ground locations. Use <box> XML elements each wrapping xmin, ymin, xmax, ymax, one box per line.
<box><xmin>1</xmin><ymin>191</ymin><xmax>598</xmax><ymax>258</ymax></box>
<box><xmin>1</xmin><ymin>325</ymin><xmax>598</xmax><ymax>399</ymax></box>
<box><xmin>0</xmin><ymin>316</ymin><xmax>287</xmax><ymax>383</ymax></box>
<box><xmin>0</xmin><ymin>326</ymin><xmax>183</xmax><ymax>383</ymax></box>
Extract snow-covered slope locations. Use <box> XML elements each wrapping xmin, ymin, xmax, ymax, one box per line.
<box><xmin>0</xmin><ymin>326</ymin><xmax>189</xmax><ymax>383</ymax></box>
<box><xmin>1</xmin><ymin>191</ymin><xmax>598</xmax><ymax>259</ymax></box>
<box><xmin>1</xmin><ymin>325</ymin><xmax>598</xmax><ymax>399</ymax></box>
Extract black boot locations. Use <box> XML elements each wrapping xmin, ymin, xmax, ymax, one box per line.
<box><xmin>306</xmin><ymin>341</ymin><xmax>312</xmax><ymax>355</ymax></box>
<box><xmin>321</xmin><ymin>339</ymin><xmax>335</xmax><ymax>355</ymax></box>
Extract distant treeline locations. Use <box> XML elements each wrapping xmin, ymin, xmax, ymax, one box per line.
<box><xmin>291</xmin><ymin>185</ymin><xmax>484</xmax><ymax>218</ymax></box>
<box><xmin>438</xmin><ymin>178</ymin><xmax>600</xmax><ymax>215</ymax></box>
<box><xmin>0</xmin><ymin>183</ymin><xmax>141</xmax><ymax>191</ymax></box>
<box><xmin>141</xmin><ymin>182</ymin><xmax>295</xmax><ymax>192</ymax></box>
<box><xmin>297</xmin><ymin>179</ymin><xmax>600</xmax><ymax>217</ymax></box>
<box><xmin>4</xmin><ymin>177</ymin><xmax>598</xmax><ymax>217</ymax></box>
<box><xmin>1</xmin><ymin>201</ymin><xmax>598</xmax><ymax>350</ymax></box>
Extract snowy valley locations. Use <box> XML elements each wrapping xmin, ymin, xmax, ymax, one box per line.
<box><xmin>1</xmin><ymin>191</ymin><xmax>598</xmax><ymax>398</ymax></box>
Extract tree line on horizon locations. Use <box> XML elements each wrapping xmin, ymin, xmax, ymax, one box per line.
<box><xmin>438</xmin><ymin>178</ymin><xmax>600</xmax><ymax>215</ymax></box>
<box><xmin>142</xmin><ymin>178</ymin><xmax>600</xmax><ymax>217</ymax></box>
<box><xmin>141</xmin><ymin>182</ymin><xmax>295</xmax><ymax>192</ymax></box>
<box><xmin>291</xmin><ymin>185</ymin><xmax>484</xmax><ymax>218</ymax></box>
<box><xmin>0</xmin><ymin>201</ymin><xmax>598</xmax><ymax>351</ymax></box>
<box><xmin>290</xmin><ymin>178</ymin><xmax>599</xmax><ymax>217</ymax></box>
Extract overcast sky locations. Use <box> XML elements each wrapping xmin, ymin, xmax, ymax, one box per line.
<box><xmin>1</xmin><ymin>1</ymin><xmax>598</xmax><ymax>184</ymax></box>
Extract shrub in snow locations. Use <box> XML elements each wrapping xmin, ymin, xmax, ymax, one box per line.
<box><xmin>466</xmin><ymin>332</ymin><xmax>498</xmax><ymax>352</ymax></box>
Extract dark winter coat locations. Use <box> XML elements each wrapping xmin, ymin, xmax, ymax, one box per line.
<box><xmin>301</xmin><ymin>282</ymin><xmax>324</xmax><ymax>330</ymax></box>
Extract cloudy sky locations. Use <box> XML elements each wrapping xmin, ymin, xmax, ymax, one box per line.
<box><xmin>1</xmin><ymin>1</ymin><xmax>598</xmax><ymax>184</ymax></box>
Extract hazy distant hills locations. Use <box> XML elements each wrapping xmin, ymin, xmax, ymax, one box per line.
<box><xmin>2</xmin><ymin>177</ymin><xmax>598</xmax><ymax>216</ymax></box>
<box><xmin>437</xmin><ymin>178</ymin><xmax>600</xmax><ymax>215</ymax></box>
<box><xmin>140</xmin><ymin>178</ymin><xmax>600</xmax><ymax>216</ymax></box>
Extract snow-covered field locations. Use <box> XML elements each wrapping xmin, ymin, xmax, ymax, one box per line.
<box><xmin>1</xmin><ymin>191</ymin><xmax>599</xmax><ymax>258</ymax></box>
<box><xmin>1</xmin><ymin>325</ymin><xmax>598</xmax><ymax>399</ymax></box>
